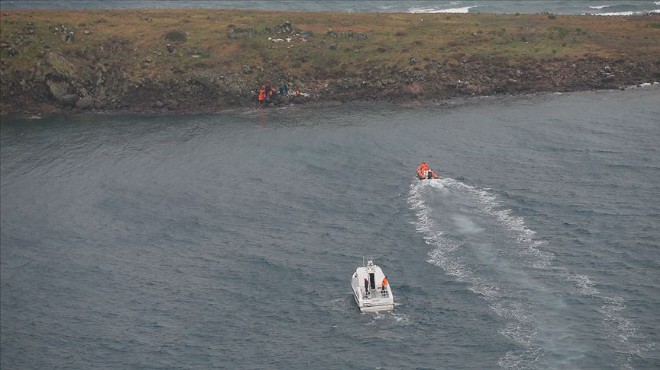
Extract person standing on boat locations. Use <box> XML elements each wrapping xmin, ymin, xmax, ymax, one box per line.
<box><xmin>418</xmin><ymin>162</ymin><xmax>429</xmax><ymax>177</ymax></box>
<box><xmin>364</xmin><ymin>278</ymin><xmax>370</xmax><ymax>297</ymax></box>
<box><xmin>381</xmin><ymin>276</ymin><xmax>388</xmax><ymax>292</ymax></box>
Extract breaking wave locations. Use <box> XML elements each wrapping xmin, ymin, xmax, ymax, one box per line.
<box><xmin>408</xmin><ymin>6</ymin><xmax>477</xmax><ymax>14</ymax></box>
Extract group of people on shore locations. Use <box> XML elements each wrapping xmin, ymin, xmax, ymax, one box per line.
<box><xmin>256</xmin><ymin>82</ymin><xmax>306</xmax><ymax>108</ymax></box>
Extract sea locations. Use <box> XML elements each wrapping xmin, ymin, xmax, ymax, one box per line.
<box><xmin>1</xmin><ymin>1</ymin><xmax>660</xmax><ymax>369</ymax></box>
<box><xmin>1</xmin><ymin>0</ymin><xmax>659</xmax><ymax>16</ymax></box>
<box><xmin>2</xmin><ymin>86</ymin><xmax>659</xmax><ymax>369</ymax></box>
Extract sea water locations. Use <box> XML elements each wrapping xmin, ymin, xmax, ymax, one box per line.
<box><xmin>2</xmin><ymin>87</ymin><xmax>659</xmax><ymax>369</ymax></box>
<box><xmin>2</xmin><ymin>0</ymin><xmax>659</xmax><ymax>16</ymax></box>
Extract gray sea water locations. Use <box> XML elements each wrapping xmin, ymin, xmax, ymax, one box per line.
<box><xmin>2</xmin><ymin>87</ymin><xmax>659</xmax><ymax>369</ymax></box>
<box><xmin>2</xmin><ymin>0</ymin><xmax>659</xmax><ymax>16</ymax></box>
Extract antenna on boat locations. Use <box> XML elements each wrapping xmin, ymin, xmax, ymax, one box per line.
<box><xmin>362</xmin><ymin>256</ymin><xmax>365</xmax><ymax>267</ymax></box>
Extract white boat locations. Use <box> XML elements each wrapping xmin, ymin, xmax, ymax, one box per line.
<box><xmin>351</xmin><ymin>259</ymin><xmax>394</xmax><ymax>312</ymax></box>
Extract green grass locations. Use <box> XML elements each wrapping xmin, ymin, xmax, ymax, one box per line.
<box><xmin>1</xmin><ymin>9</ymin><xmax>658</xmax><ymax>105</ymax></box>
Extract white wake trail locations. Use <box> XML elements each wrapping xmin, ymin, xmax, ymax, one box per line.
<box><xmin>408</xmin><ymin>178</ymin><xmax>653</xmax><ymax>369</ymax></box>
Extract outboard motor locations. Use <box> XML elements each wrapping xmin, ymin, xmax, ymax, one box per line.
<box><xmin>427</xmin><ymin>171</ymin><xmax>433</xmax><ymax>179</ymax></box>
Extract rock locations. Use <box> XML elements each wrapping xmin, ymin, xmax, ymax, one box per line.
<box><xmin>467</xmin><ymin>84</ymin><xmax>480</xmax><ymax>94</ymax></box>
<box><xmin>46</xmin><ymin>79</ymin><xmax>70</xmax><ymax>101</ymax></box>
<box><xmin>275</xmin><ymin>21</ymin><xmax>293</xmax><ymax>33</ymax></box>
<box><xmin>46</xmin><ymin>52</ymin><xmax>75</xmax><ymax>79</ymax></box>
<box><xmin>76</xmin><ymin>95</ymin><xmax>94</xmax><ymax>109</ymax></box>
<box><xmin>2</xmin><ymin>44</ymin><xmax>18</xmax><ymax>57</ymax></box>
<box><xmin>166</xmin><ymin>43</ymin><xmax>176</xmax><ymax>53</ymax></box>
<box><xmin>59</xmin><ymin>94</ymin><xmax>78</xmax><ymax>107</ymax></box>
<box><xmin>226</xmin><ymin>26</ymin><xmax>253</xmax><ymax>39</ymax></box>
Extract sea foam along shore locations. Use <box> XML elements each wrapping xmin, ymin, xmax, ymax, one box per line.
<box><xmin>1</xmin><ymin>9</ymin><xmax>659</xmax><ymax>115</ymax></box>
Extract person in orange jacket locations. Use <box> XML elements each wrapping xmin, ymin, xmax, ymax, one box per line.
<box><xmin>418</xmin><ymin>162</ymin><xmax>439</xmax><ymax>179</ymax></box>
<box><xmin>258</xmin><ymin>86</ymin><xmax>266</xmax><ymax>107</ymax></box>
<box><xmin>381</xmin><ymin>276</ymin><xmax>388</xmax><ymax>291</ymax></box>
<box><xmin>418</xmin><ymin>162</ymin><xmax>429</xmax><ymax>178</ymax></box>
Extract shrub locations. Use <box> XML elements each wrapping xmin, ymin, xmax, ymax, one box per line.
<box><xmin>165</xmin><ymin>30</ymin><xmax>187</xmax><ymax>42</ymax></box>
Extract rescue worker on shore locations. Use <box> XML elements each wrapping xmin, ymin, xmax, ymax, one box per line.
<box><xmin>258</xmin><ymin>85</ymin><xmax>266</xmax><ymax>107</ymax></box>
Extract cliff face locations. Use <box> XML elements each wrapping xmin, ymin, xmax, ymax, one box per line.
<box><xmin>1</xmin><ymin>10</ymin><xmax>659</xmax><ymax>114</ymax></box>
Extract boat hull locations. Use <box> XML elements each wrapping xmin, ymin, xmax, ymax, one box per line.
<box><xmin>350</xmin><ymin>261</ymin><xmax>394</xmax><ymax>312</ymax></box>
<box><xmin>417</xmin><ymin>168</ymin><xmax>439</xmax><ymax>180</ymax></box>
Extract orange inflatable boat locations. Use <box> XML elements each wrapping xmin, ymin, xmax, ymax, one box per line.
<box><xmin>417</xmin><ymin>162</ymin><xmax>440</xmax><ymax>180</ymax></box>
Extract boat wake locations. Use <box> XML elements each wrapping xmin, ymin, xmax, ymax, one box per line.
<box><xmin>408</xmin><ymin>178</ymin><xmax>654</xmax><ymax>369</ymax></box>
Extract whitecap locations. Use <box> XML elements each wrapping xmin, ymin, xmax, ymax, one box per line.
<box><xmin>408</xmin><ymin>6</ymin><xmax>476</xmax><ymax>14</ymax></box>
<box><xmin>598</xmin><ymin>11</ymin><xmax>636</xmax><ymax>16</ymax></box>
<box><xmin>498</xmin><ymin>348</ymin><xmax>545</xmax><ymax>369</ymax></box>
<box><xmin>589</xmin><ymin>5</ymin><xmax>613</xmax><ymax>10</ymax></box>
<box><xmin>567</xmin><ymin>274</ymin><xmax>600</xmax><ymax>296</ymax></box>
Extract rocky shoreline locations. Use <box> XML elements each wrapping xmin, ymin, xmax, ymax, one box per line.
<box><xmin>4</xmin><ymin>52</ymin><xmax>658</xmax><ymax>116</ymax></box>
<box><xmin>2</xmin><ymin>10</ymin><xmax>659</xmax><ymax>115</ymax></box>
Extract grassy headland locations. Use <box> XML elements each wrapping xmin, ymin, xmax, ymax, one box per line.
<box><xmin>1</xmin><ymin>9</ymin><xmax>659</xmax><ymax>114</ymax></box>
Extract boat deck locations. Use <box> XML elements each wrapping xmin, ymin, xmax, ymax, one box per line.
<box><xmin>361</xmin><ymin>288</ymin><xmax>390</xmax><ymax>300</ymax></box>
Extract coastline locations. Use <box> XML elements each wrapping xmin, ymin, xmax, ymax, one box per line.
<box><xmin>1</xmin><ymin>9</ymin><xmax>659</xmax><ymax>115</ymax></box>
<box><xmin>11</xmin><ymin>82</ymin><xmax>659</xmax><ymax>121</ymax></box>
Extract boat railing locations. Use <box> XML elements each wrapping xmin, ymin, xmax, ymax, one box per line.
<box><xmin>364</xmin><ymin>288</ymin><xmax>390</xmax><ymax>299</ymax></box>
<box><xmin>363</xmin><ymin>288</ymin><xmax>376</xmax><ymax>299</ymax></box>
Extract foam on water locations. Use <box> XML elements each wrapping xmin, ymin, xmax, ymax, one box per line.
<box><xmin>452</xmin><ymin>215</ymin><xmax>484</xmax><ymax>234</ymax></box>
<box><xmin>408</xmin><ymin>177</ymin><xmax>655</xmax><ymax>368</ymax></box>
<box><xmin>439</xmin><ymin>178</ymin><xmax>554</xmax><ymax>269</ymax></box>
<box><xmin>409</xmin><ymin>178</ymin><xmax>544</xmax><ymax>367</ymax></box>
<box><xmin>408</xmin><ymin>6</ymin><xmax>477</xmax><ymax>13</ymax></box>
